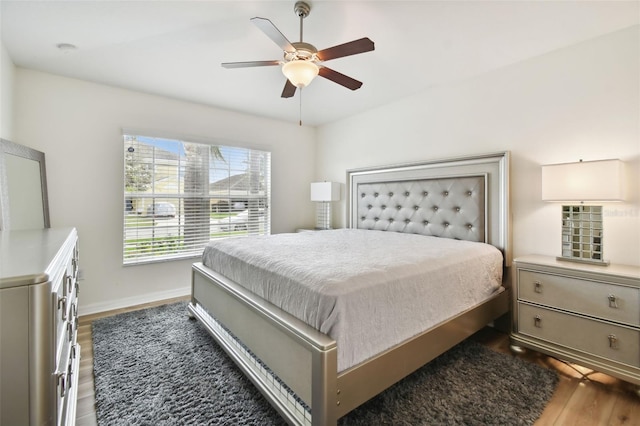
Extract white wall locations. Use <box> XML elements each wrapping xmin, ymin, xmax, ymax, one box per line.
<box><xmin>317</xmin><ymin>26</ymin><xmax>640</xmax><ymax>267</ymax></box>
<box><xmin>0</xmin><ymin>42</ymin><xmax>14</xmax><ymax>140</ymax></box>
<box><xmin>13</xmin><ymin>69</ymin><xmax>317</xmax><ymax>314</ymax></box>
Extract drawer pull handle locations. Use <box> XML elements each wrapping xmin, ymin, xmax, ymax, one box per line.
<box><xmin>57</xmin><ymin>296</ymin><xmax>67</xmax><ymax>321</ymax></box>
<box><xmin>67</xmin><ymin>362</ymin><xmax>74</xmax><ymax>392</ymax></box>
<box><xmin>534</xmin><ymin>315</ymin><xmax>542</xmax><ymax>328</ymax></box>
<box><xmin>608</xmin><ymin>334</ymin><xmax>619</xmax><ymax>349</ymax></box>
<box><xmin>608</xmin><ymin>294</ymin><xmax>619</xmax><ymax>309</ymax></box>
<box><xmin>65</xmin><ymin>274</ymin><xmax>73</xmax><ymax>294</ymax></box>
<box><xmin>533</xmin><ymin>281</ymin><xmax>543</xmax><ymax>293</ymax></box>
<box><xmin>67</xmin><ymin>322</ymin><xmax>74</xmax><ymax>342</ymax></box>
<box><xmin>57</xmin><ymin>371</ymin><xmax>67</xmax><ymax>397</ymax></box>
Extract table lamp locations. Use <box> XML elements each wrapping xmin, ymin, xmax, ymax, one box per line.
<box><xmin>541</xmin><ymin>159</ymin><xmax>625</xmax><ymax>265</ymax></box>
<box><xmin>310</xmin><ymin>182</ymin><xmax>340</xmax><ymax>230</ymax></box>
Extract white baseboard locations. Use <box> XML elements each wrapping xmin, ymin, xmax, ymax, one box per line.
<box><xmin>78</xmin><ymin>287</ymin><xmax>191</xmax><ymax>317</ymax></box>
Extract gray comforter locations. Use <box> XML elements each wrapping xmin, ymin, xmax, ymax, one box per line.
<box><xmin>202</xmin><ymin>229</ymin><xmax>503</xmax><ymax>371</ymax></box>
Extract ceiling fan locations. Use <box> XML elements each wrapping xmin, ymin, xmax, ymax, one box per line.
<box><xmin>222</xmin><ymin>1</ymin><xmax>375</xmax><ymax>98</ymax></box>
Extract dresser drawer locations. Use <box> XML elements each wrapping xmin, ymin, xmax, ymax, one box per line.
<box><xmin>518</xmin><ymin>269</ymin><xmax>640</xmax><ymax>326</ymax></box>
<box><xmin>55</xmin><ymin>342</ymin><xmax>79</xmax><ymax>426</ymax></box>
<box><xmin>53</xmin><ymin>277</ymin><xmax>67</xmax><ymax>363</ymax></box>
<box><xmin>64</xmin><ymin>243</ymin><xmax>78</xmax><ymax>298</ymax></box>
<box><xmin>54</xmin><ymin>269</ymin><xmax>78</xmax><ymax>369</ymax></box>
<box><xmin>518</xmin><ymin>303</ymin><xmax>640</xmax><ymax>367</ymax></box>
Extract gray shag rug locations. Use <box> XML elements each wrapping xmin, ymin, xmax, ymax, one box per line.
<box><xmin>93</xmin><ymin>302</ymin><xmax>558</xmax><ymax>425</ymax></box>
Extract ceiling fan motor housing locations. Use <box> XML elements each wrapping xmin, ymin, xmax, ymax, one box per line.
<box><xmin>286</xmin><ymin>42</ymin><xmax>317</xmax><ymax>62</ymax></box>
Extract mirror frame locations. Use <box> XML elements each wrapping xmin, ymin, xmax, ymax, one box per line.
<box><xmin>0</xmin><ymin>138</ymin><xmax>50</xmax><ymax>230</ymax></box>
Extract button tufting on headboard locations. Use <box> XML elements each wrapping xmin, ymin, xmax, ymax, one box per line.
<box><xmin>356</xmin><ymin>176</ymin><xmax>485</xmax><ymax>242</ymax></box>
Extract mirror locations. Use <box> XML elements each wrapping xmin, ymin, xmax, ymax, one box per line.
<box><xmin>0</xmin><ymin>139</ymin><xmax>50</xmax><ymax>230</ymax></box>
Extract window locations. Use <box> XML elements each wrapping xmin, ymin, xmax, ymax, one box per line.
<box><xmin>123</xmin><ymin>134</ymin><xmax>271</xmax><ymax>265</ymax></box>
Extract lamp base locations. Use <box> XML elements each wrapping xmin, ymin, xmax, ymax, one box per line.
<box><xmin>315</xmin><ymin>202</ymin><xmax>332</xmax><ymax>230</ymax></box>
<box><xmin>560</xmin><ymin>205</ymin><xmax>607</xmax><ymax>266</ymax></box>
<box><xmin>556</xmin><ymin>256</ymin><xmax>610</xmax><ymax>267</ymax></box>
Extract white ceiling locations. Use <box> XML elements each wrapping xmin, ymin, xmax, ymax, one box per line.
<box><xmin>1</xmin><ymin>1</ymin><xmax>638</xmax><ymax>127</ymax></box>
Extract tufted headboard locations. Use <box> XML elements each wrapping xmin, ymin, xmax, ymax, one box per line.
<box><xmin>347</xmin><ymin>152</ymin><xmax>511</xmax><ymax>265</ymax></box>
<box><xmin>356</xmin><ymin>176</ymin><xmax>486</xmax><ymax>241</ymax></box>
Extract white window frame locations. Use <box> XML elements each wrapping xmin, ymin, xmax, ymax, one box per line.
<box><xmin>123</xmin><ymin>134</ymin><xmax>271</xmax><ymax>265</ymax></box>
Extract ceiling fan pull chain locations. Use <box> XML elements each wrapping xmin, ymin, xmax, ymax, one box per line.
<box><xmin>299</xmin><ymin>89</ymin><xmax>303</xmax><ymax>126</ymax></box>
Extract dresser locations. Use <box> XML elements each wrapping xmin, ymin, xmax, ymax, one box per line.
<box><xmin>0</xmin><ymin>227</ymin><xmax>80</xmax><ymax>425</ymax></box>
<box><xmin>510</xmin><ymin>255</ymin><xmax>640</xmax><ymax>392</ymax></box>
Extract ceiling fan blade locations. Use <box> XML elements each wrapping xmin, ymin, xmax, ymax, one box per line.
<box><xmin>281</xmin><ymin>80</ymin><xmax>297</xmax><ymax>98</ymax></box>
<box><xmin>316</xmin><ymin>37</ymin><xmax>375</xmax><ymax>62</ymax></box>
<box><xmin>318</xmin><ymin>67</ymin><xmax>363</xmax><ymax>91</ymax></box>
<box><xmin>221</xmin><ymin>60</ymin><xmax>280</xmax><ymax>69</ymax></box>
<box><xmin>251</xmin><ymin>17</ymin><xmax>296</xmax><ymax>53</ymax></box>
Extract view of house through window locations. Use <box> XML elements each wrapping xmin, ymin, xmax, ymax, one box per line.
<box><xmin>123</xmin><ymin>134</ymin><xmax>271</xmax><ymax>264</ymax></box>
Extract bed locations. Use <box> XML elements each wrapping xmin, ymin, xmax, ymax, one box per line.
<box><xmin>188</xmin><ymin>151</ymin><xmax>511</xmax><ymax>425</ymax></box>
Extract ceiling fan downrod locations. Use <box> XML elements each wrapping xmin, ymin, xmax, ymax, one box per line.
<box><xmin>294</xmin><ymin>1</ymin><xmax>311</xmax><ymax>42</ymax></box>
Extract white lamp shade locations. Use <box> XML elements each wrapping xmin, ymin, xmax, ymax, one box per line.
<box><xmin>541</xmin><ymin>159</ymin><xmax>625</xmax><ymax>202</ymax></box>
<box><xmin>310</xmin><ymin>182</ymin><xmax>340</xmax><ymax>202</ymax></box>
<box><xmin>282</xmin><ymin>60</ymin><xmax>319</xmax><ymax>88</ymax></box>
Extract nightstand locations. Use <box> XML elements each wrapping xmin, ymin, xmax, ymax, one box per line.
<box><xmin>510</xmin><ymin>255</ymin><xmax>640</xmax><ymax>395</ymax></box>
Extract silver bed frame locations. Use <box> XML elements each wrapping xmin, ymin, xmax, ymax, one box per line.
<box><xmin>188</xmin><ymin>152</ymin><xmax>511</xmax><ymax>425</ymax></box>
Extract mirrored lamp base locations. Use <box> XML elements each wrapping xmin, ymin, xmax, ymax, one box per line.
<box><xmin>315</xmin><ymin>202</ymin><xmax>332</xmax><ymax>230</ymax></box>
<box><xmin>559</xmin><ymin>205</ymin><xmax>609</xmax><ymax>266</ymax></box>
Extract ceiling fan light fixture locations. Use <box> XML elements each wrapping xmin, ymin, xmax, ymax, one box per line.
<box><xmin>282</xmin><ymin>60</ymin><xmax>319</xmax><ymax>88</ymax></box>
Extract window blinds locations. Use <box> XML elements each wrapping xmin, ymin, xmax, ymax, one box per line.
<box><xmin>123</xmin><ymin>134</ymin><xmax>271</xmax><ymax>265</ymax></box>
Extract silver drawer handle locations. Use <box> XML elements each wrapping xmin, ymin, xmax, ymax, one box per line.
<box><xmin>67</xmin><ymin>322</ymin><xmax>74</xmax><ymax>342</ymax></box>
<box><xmin>65</xmin><ymin>274</ymin><xmax>73</xmax><ymax>294</ymax></box>
<box><xmin>608</xmin><ymin>294</ymin><xmax>619</xmax><ymax>309</ymax></box>
<box><xmin>608</xmin><ymin>334</ymin><xmax>619</xmax><ymax>349</ymax></box>
<box><xmin>533</xmin><ymin>281</ymin><xmax>543</xmax><ymax>293</ymax></box>
<box><xmin>57</xmin><ymin>371</ymin><xmax>67</xmax><ymax>397</ymax></box>
<box><xmin>534</xmin><ymin>315</ymin><xmax>542</xmax><ymax>328</ymax></box>
<box><xmin>67</xmin><ymin>362</ymin><xmax>74</xmax><ymax>392</ymax></box>
<box><xmin>57</xmin><ymin>296</ymin><xmax>67</xmax><ymax>321</ymax></box>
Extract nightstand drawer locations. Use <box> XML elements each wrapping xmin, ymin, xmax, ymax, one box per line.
<box><xmin>519</xmin><ymin>303</ymin><xmax>640</xmax><ymax>367</ymax></box>
<box><xmin>518</xmin><ymin>270</ymin><xmax>640</xmax><ymax>326</ymax></box>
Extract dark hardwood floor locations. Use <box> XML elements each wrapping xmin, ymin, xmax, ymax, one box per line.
<box><xmin>75</xmin><ymin>297</ymin><xmax>640</xmax><ymax>426</ymax></box>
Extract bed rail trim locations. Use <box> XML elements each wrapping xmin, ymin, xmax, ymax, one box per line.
<box><xmin>190</xmin><ymin>262</ymin><xmax>338</xmax><ymax>426</ymax></box>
